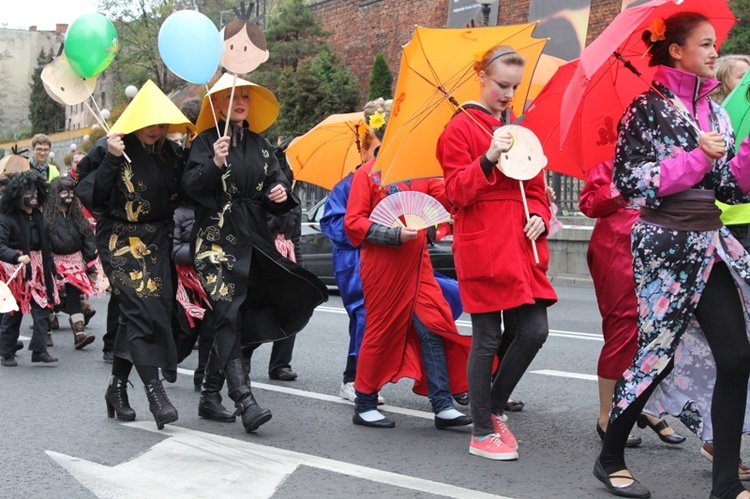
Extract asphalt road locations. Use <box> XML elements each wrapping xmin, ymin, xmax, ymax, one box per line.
<box><xmin>0</xmin><ymin>285</ymin><xmax>741</xmax><ymax>498</ymax></box>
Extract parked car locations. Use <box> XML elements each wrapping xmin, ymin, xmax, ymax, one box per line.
<box><xmin>299</xmin><ymin>196</ymin><xmax>456</xmax><ymax>287</ymax></box>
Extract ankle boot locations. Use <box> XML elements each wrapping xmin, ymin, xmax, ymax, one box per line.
<box><xmin>70</xmin><ymin>314</ymin><xmax>95</xmax><ymax>350</ymax></box>
<box><xmin>104</xmin><ymin>375</ymin><xmax>136</xmax><ymax>421</ymax></box>
<box><xmin>143</xmin><ymin>378</ymin><xmax>178</xmax><ymax>430</ymax></box>
<box><xmin>225</xmin><ymin>357</ymin><xmax>271</xmax><ymax>433</ymax></box>
<box><xmin>198</xmin><ymin>351</ymin><xmax>235</xmax><ymax>422</ymax></box>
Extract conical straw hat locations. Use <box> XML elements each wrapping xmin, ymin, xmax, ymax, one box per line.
<box><xmin>194</xmin><ymin>73</ymin><xmax>279</xmax><ymax>135</ymax></box>
<box><xmin>109</xmin><ymin>79</ymin><xmax>195</xmax><ymax>136</ymax></box>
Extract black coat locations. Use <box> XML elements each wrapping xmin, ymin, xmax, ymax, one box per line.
<box><xmin>47</xmin><ymin>211</ymin><xmax>97</xmax><ymax>262</ymax></box>
<box><xmin>0</xmin><ymin>210</ymin><xmax>56</xmax><ymax>304</ymax></box>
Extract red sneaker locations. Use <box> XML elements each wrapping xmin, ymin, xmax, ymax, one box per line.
<box><xmin>469</xmin><ymin>434</ymin><xmax>519</xmax><ymax>461</ymax></box>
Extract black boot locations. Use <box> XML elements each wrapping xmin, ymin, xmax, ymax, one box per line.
<box><xmin>143</xmin><ymin>378</ymin><xmax>178</xmax><ymax>430</ymax></box>
<box><xmin>198</xmin><ymin>351</ymin><xmax>235</xmax><ymax>422</ymax></box>
<box><xmin>225</xmin><ymin>357</ymin><xmax>271</xmax><ymax>433</ymax></box>
<box><xmin>104</xmin><ymin>375</ymin><xmax>136</xmax><ymax>421</ymax></box>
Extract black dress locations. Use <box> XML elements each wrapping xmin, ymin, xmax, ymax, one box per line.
<box><xmin>76</xmin><ymin>135</ymin><xmax>181</xmax><ymax>368</ymax></box>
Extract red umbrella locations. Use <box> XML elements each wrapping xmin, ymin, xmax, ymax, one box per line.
<box><xmin>558</xmin><ymin>0</ymin><xmax>736</xmax><ymax>174</ymax></box>
<box><xmin>523</xmin><ymin>60</ymin><xmax>587</xmax><ymax>179</ymax></box>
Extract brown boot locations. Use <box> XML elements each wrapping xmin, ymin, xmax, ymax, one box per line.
<box><xmin>70</xmin><ymin>314</ymin><xmax>95</xmax><ymax>350</ymax></box>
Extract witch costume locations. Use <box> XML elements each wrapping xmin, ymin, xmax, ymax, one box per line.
<box><xmin>182</xmin><ymin>74</ymin><xmax>327</xmax><ymax>433</ymax></box>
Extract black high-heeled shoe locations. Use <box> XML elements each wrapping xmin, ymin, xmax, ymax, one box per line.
<box><xmin>636</xmin><ymin>414</ymin><xmax>686</xmax><ymax>445</ymax></box>
<box><xmin>597</xmin><ymin>423</ymin><xmax>642</xmax><ymax>448</ymax></box>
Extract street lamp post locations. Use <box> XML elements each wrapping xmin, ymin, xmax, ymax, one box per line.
<box><xmin>477</xmin><ymin>0</ymin><xmax>496</xmax><ymax>27</ymax></box>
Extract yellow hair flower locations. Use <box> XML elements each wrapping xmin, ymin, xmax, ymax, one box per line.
<box><xmin>368</xmin><ymin>111</ymin><xmax>386</xmax><ymax>131</ymax></box>
<box><xmin>650</xmin><ymin>18</ymin><xmax>666</xmax><ymax>43</ymax></box>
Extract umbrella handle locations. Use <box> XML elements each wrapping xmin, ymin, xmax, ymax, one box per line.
<box><xmin>223</xmin><ymin>73</ymin><xmax>238</xmax><ymax>138</ymax></box>
<box><xmin>518</xmin><ymin>180</ymin><xmax>540</xmax><ymax>264</ymax></box>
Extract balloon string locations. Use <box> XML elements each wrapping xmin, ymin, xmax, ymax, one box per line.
<box><xmin>85</xmin><ymin>99</ymin><xmax>131</xmax><ymax>163</ymax></box>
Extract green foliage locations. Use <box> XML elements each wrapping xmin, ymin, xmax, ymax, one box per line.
<box><xmin>263</xmin><ymin>0</ymin><xmax>331</xmax><ymax>74</ymax></box>
<box><xmin>275</xmin><ymin>48</ymin><xmax>360</xmax><ymax>138</ymax></box>
<box><xmin>29</xmin><ymin>49</ymin><xmax>66</xmax><ymax>134</ymax></box>
<box><xmin>368</xmin><ymin>53</ymin><xmax>393</xmax><ymax>100</ymax></box>
<box><xmin>720</xmin><ymin>1</ymin><xmax>750</xmax><ymax>55</ymax></box>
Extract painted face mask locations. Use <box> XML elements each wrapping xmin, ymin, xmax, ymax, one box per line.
<box><xmin>22</xmin><ymin>191</ymin><xmax>38</xmax><ymax>209</ymax></box>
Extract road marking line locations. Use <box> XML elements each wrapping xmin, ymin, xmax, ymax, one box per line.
<box><xmin>530</xmin><ymin>369</ymin><xmax>597</xmax><ymax>381</ymax></box>
<box><xmin>315</xmin><ymin>306</ymin><xmax>604</xmax><ymax>341</ymax></box>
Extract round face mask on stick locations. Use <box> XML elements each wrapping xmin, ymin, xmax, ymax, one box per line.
<box><xmin>495</xmin><ymin>124</ymin><xmax>548</xmax><ymax>180</ymax></box>
<box><xmin>41</xmin><ymin>54</ymin><xmax>98</xmax><ymax>106</ymax></box>
<box><xmin>219</xmin><ymin>15</ymin><xmax>269</xmax><ymax>74</ymax></box>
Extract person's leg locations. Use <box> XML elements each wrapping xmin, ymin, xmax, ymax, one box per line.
<box><xmin>268</xmin><ymin>335</ymin><xmax>297</xmax><ymax>380</ymax></box>
<box><xmin>0</xmin><ymin>311</ymin><xmax>23</xmax><ymax>361</ymax></box>
<box><xmin>29</xmin><ymin>302</ymin><xmax>55</xmax><ymax>361</ymax></box>
<box><xmin>468</xmin><ymin>311</ymin><xmax>503</xmax><ymax>436</ymax></box>
<box><xmin>693</xmin><ymin>262</ymin><xmax>750</xmax><ymax>499</ymax></box>
<box><xmin>489</xmin><ymin>301</ymin><xmax>548</xmax><ymax>415</ymax></box>
<box><xmin>412</xmin><ymin>314</ymin><xmax>453</xmax><ymax>413</ymax></box>
<box><xmin>102</xmin><ymin>292</ymin><xmax>119</xmax><ymax>359</ymax></box>
<box><xmin>226</xmin><ymin>332</ymin><xmax>272</xmax><ymax>433</ymax></box>
<box><xmin>597</xmin><ymin>377</ymin><xmax>618</xmax><ymax>431</ymax></box>
<box><xmin>105</xmin><ymin>355</ymin><xmax>136</xmax><ymax>420</ymax></box>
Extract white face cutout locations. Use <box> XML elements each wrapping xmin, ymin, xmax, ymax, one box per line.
<box><xmin>219</xmin><ymin>21</ymin><xmax>269</xmax><ymax>74</ymax></box>
<box><xmin>496</xmin><ymin>125</ymin><xmax>548</xmax><ymax>180</ymax></box>
<box><xmin>41</xmin><ymin>55</ymin><xmax>98</xmax><ymax>105</ymax></box>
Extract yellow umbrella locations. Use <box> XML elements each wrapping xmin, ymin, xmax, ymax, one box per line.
<box><xmin>285</xmin><ymin>112</ymin><xmax>367</xmax><ymax>190</ymax></box>
<box><xmin>376</xmin><ymin>24</ymin><xmax>547</xmax><ymax>185</ymax></box>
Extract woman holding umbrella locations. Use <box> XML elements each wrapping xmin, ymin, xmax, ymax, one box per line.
<box><xmin>436</xmin><ymin>45</ymin><xmax>557</xmax><ymax>460</ymax></box>
<box><xmin>595</xmin><ymin>12</ymin><xmax>750</xmax><ymax>499</ymax></box>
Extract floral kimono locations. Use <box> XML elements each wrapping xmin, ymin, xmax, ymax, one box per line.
<box><xmin>182</xmin><ymin>122</ymin><xmax>327</xmax><ymax>364</ymax></box>
<box><xmin>612</xmin><ymin>66</ymin><xmax>750</xmax><ymax>441</ymax></box>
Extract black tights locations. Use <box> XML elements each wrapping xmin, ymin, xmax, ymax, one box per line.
<box><xmin>599</xmin><ymin>262</ymin><xmax>750</xmax><ymax>499</ymax></box>
<box><xmin>111</xmin><ymin>356</ymin><xmax>158</xmax><ymax>385</ymax></box>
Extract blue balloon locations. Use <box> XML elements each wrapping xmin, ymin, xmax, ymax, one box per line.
<box><xmin>158</xmin><ymin>10</ymin><xmax>223</xmax><ymax>84</ymax></box>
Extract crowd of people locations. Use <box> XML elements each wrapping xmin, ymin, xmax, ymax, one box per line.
<box><xmin>2</xmin><ymin>8</ymin><xmax>750</xmax><ymax>499</ymax></box>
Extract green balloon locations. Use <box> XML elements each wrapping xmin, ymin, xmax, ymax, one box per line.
<box><xmin>65</xmin><ymin>13</ymin><xmax>119</xmax><ymax>78</ymax></box>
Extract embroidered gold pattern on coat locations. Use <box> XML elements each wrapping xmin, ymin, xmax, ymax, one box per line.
<box><xmin>108</xmin><ymin>233</ymin><xmax>162</xmax><ymax>297</ymax></box>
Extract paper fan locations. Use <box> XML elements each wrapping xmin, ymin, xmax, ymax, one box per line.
<box><xmin>369</xmin><ymin>191</ymin><xmax>451</xmax><ymax>230</ymax></box>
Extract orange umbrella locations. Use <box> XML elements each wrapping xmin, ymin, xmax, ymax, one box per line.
<box><xmin>526</xmin><ymin>53</ymin><xmax>566</xmax><ymax>103</ymax></box>
<box><xmin>285</xmin><ymin>112</ymin><xmax>367</xmax><ymax>191</ymax></box>
<box><xmin>376</xmin><ymin>24</ymin><xmax>547</xmax><ymax>186</ymax></box>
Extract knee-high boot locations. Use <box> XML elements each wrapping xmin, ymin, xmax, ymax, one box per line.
<box><xmin>225</xmin><ymin>357</ymin><xmax>271</xmax><ymax>433</ymax></box>
<box><xmin>198</xmin><ymin>351</ymin><xmax>235</xmax><ymax>422</ymax></box>
<box><xmin>143</xmin><ymin>378</ymin><xmax>178</xmax><ymax>430</ymax></box>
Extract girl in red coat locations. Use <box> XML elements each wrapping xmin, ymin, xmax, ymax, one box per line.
<box><xmin>436</xmin><ymin>45</ymin><xmax>557</xmax><ymax>460</ymax></box>
<box><xmin>344</xmin><ymin>100</ymin><xmax>472</xmax><ymax>429</ymax></box>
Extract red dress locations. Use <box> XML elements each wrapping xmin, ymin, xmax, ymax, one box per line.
<box><xmin>344</xmin><ymin>160</ymin><xmax>470</xmax><ymax>396</ymax></box>
<box><xmin>579</xmin><ymin>160</ymin><xmax>639</xmax><ymax>379</ymax></box>
<box><xmin>436</xmin><ymin>106</ymin><xmax>557</xmax><ymax>312</ymax></box>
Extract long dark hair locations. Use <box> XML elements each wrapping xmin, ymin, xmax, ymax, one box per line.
<box><xmin>642</xmin><ymin>12</ymin><xmax>711</xmax><ymax>68</ymax></box>
<box><xmin>43</xmin><ymin>176</ymin><xmax>91</xmax><ymax>235</ymax></box>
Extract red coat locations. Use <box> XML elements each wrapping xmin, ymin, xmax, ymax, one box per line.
<box><xmin>578</xmin><ymin>160</ymin><xmax>639</xmax><ymax>379</ymax></box>
<box><xmin>436</xmin><ymin>106</ymin><xmax>557</xmax><ymax>313</ymax></box>
<box><xmin>344</xmin><ymin>160</ymin><xmax>470</xmax><ymax>396</ymax></box>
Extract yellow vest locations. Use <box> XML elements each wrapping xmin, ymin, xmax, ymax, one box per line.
<box><xmin>717</xmin><ymin>201</ymin><xmax>750</xmax><ymax>225</ymax></box>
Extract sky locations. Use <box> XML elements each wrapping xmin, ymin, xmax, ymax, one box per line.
<box><xmin>0</xmin><ymin>0</ymin><xmax>100</xmax><ymax>31</ymax></box>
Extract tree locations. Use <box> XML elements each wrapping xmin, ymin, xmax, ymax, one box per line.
<box><xmin>29</xmin><ymin>49</ymin><xmax>65</xmax><ymax>135</ymax></box>
<box><xmin>276</xmin><ymin>47</ymin><xmax>360</xmax><ymax>138</ymax></box>
<box><xmin>98</xmin><ymin>0</ymin><xmax>237</xmax><ymax>100</ymax></box>
<box><xmin>368</xmin><ymin>53</ymin><xmax>393</xmax><ymax>100</ymax></box>
<box><xmin>720</xmin><ymin>1</ymin><xmax>750</xmax><ymax>55</ymax></box>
